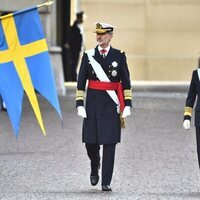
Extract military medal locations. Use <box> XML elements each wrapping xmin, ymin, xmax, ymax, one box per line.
<box><xmin>112</xmin><ymin>61</ymin><xmax>118</xmax><ymax>68</ymax></box>
<box><xmin>111</xmin><ymin>70</ymin><xmax>117</xmax><ymax>77</ymax></box>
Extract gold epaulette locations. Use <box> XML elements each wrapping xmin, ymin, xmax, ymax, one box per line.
<box><xmin>76</xmin><ymin>90</ymin><xmax>84</xmax><ymax>101</ymax></box>
<box><xmin>124</xmin><ymin>89</ymin><xmax>132</xmax><ymax>100</ymax></box>
<box><xmin>184</xmin><ymin>106</ymin><xmax>192</xmax><ymax>116</ymax></box>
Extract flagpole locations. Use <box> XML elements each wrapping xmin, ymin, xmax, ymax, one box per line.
<box><xmin>0</xmin><ymin>1</ymin><xmax>54</xmax><ymax>19</ymax></box>
<box><xmin>37</xmin><ymin>1</ymin><xmax>54</xmax><ymax>8</ymax></box>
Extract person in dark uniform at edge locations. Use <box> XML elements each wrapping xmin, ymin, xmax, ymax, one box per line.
<box><xmin>68</xmin><ymin>11</ymin><xmax>84</xmax><ymax>81</ymax></box>
<box><xmin>183</xmin><ymin>57</ymin><xmax>200</xmax><ymax>170</ymax></box>
<box><xmin>0</xmin><ymin>11</ymin><xmax>10</xmax><ymax>111</ymax></box>
<box><xmin>76</xmin><ymin>22</ymin><xmax>132</xmax><ymax>191</ymax></box>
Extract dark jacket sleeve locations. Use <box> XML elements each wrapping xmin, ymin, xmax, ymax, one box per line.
<box><xmin>76</xmin><ymin>53</ymin><xmax>88</xmax><ymax>107</ymax></box>
<box><xmin>184</xmin><ymin>70</ymin><xmax>197</xmax><ymax>121</ymax></box>
<box><xmin>120</xmin><ymin>52</ymin><xmax>132</xmax><ymax>107</ymax></box>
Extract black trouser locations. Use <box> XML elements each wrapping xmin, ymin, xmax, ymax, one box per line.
<box><xmin>85</xmin><ymin>143</ymin><xmax>116</xmax><ymax>186</ymax></box>
<box><xmin>196</xmin><ymin>127</ymin><xmax>200</xmax><ymax>168</ymax></box>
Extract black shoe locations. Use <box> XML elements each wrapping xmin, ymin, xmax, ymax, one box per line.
<box><xmin>90</xmin><ymin>162</ymin><xmax>100</xmax><ymax>186</ymax></box>
<box><xmin>90</xmin><ymin>174</ymin><xmax>99</xmax><ymax>186</ymax></box>
<box><xmin>102</xmin><ymin>185</ymin><xmax>112</xmax><ymax>191</ymax></box>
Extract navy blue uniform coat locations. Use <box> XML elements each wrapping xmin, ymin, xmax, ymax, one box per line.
<box><xmin>184</xmin><ymin>69</ymin><xmax>200</xmax><ymax>127</ymax></box>
<box><xmin>76</xmin><ymin>46</ymin><xmax>132</xmax><ymax>144</ymax></box>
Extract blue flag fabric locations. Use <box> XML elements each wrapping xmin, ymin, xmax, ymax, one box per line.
<box><xmin>0</xmin><ymin>7</ymin><xmax>62</xmax><ymax>136</ymax></box>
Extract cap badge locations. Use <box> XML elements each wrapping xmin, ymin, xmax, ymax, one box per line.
<box><xmin>96</xmin><ymin>23</ymin><xmax>102</xmax><ymax>29</ymax></box>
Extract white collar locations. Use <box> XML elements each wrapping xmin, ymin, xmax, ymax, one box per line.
<box><xmin>98</xmin><ymin>45</ymin><xmax>110</xmax><ymax>56</ymax></box>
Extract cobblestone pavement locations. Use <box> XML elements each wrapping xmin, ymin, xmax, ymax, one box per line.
<box><xmin>0</xmin><ymin>89</ymin><xmax>200</xmax><ymax>200</ymax></box>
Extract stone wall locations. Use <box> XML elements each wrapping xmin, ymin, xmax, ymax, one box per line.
<box><xmin>82</xmin><ymin>0</ymin><xmax>200</xmax><ymax>81</ymax></box>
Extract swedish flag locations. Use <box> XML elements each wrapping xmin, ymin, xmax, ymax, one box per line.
<box><xmin>0</xmin><ymin>7</ymin><xmax>62</xmax><ymax>137</ymax></box>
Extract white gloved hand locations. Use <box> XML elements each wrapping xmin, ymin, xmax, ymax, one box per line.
<box><xmin>77</xmin><ymin>106</ymin><xmax>87</xmax><ymax>118</ymax></box>
<box><xmin>122</xmin><ymin>106</ymin><xmax>131</xmax><ymax>118</ymax></box>
<box><xmin>2</xmin><ymin>102</ymin><xmax>6</xmax><ymax>108</ymax></box>
<box><xmin>183</xmin><ymin>119</ymin><xmax>190</xmax><ymax>130</ymax></box>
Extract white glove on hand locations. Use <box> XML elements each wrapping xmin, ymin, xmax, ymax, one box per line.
<box><xmin>77</xmin><ymin>106</ymin><xmax>87</xmax><ymax>118</ymax></box>
<box><xmin>183</xmin><ymin>119</ymin><xmax>190</xmax><ymax>130</ymax></box>
<box><xmin>2</xmin><ymin>102</ymin><xmax>6</xmax><ymax>108</ymax></box>
<box><xmin>122</xmin><ymin>106</ymin><xmax>131</xmax><ymax>118</ymax></box>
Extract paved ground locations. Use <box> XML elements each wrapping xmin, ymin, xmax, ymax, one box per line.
<box><xmin>0</xmin><ymin>87</ymin><xmax>200</xmax><ymax>200</ymax></box>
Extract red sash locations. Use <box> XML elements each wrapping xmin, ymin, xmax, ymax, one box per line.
<box><xmin>88</xmin><ymin>80</ymin><xmax>125</xmax><ymax>112</ymax></box>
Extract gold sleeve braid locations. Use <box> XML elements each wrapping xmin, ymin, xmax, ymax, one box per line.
<box><xmin>124</xmin><ymin>89</ymin><xmax>132</xmax><ymax>100</ymax></box>
<box><xmin>76</xmin><ymin>90</ymin><xmax>84</xmax><ymax>101</ymax></box>
<box><xmin>184</xmin><ymin>106</ymin><xmax>192</xmax><ymax>116</ymax></box>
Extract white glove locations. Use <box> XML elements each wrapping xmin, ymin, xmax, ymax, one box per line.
<box><xmin>183</xmin><ymin>120</ymin><xmax>190</xmax><ymax>130</ymax></box>
<box><xmin>77</xmin><ymin>106</ymin><xmax>87</xmax><ymax>118</ymax></box>
<box><xmin>3</xmin><ymin>102</ymin><xmax>6</xmax><ymax>108</ymax></box>
<box><xmin>122</xmin><ymin>106</ymin><xmax>131</xmax><ymax>118</ymax></box>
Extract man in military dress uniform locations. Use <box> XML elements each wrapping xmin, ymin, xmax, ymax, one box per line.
<box><xmin>68</xmin><ymin>11</ymin><xmax>84</xmax><ymax>81</ymax></box>
<box><xmin>76</xmin><ymin>22</ymin><xmax>132</xmax><ymax>191</ymax></box>
<box><xmin>183</xmin><ymin>66</ymin><xmax>200</xmax><ymax>170</ymax></box>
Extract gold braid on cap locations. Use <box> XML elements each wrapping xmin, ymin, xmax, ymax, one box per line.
<box><xmin>76</xmin><ymin>90</ymin><xmax>84</xmax><ymax>101</ymax></box>
<box><xmin>95</xmin><ymin>23</ymin><xmax>113</xmax><ymax>34</ymax></box>
<box><xmin>184</xmin><ymin>106</ymin><xmax>193</xmax><ymax>116</ymax></box>
<box><xmin>124</xmin><ymin>89</ymin><xmax>132</xmax><ymax>100</ymax></box>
